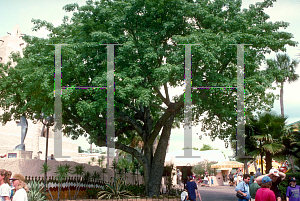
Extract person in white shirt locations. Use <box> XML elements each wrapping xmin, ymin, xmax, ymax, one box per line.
<box><xmin>10</xmin><ymin>174</ymin><xmax>28</xmax><ymax>201</ymax></box>
<box><xmin>0</xmin><ymin>169</ymin><xmax>11</xmax><ymax>201</ymax></box>
<box><xmin>181</xmin><ymin>188</ymin><xmax>188</xmax><ymax>201</ymax></box>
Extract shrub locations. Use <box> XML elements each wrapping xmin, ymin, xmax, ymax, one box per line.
<box><xmin>279</xmin><ymin>172</ymin><xmax>300</xmax><ymax>199</ymax></box>
<box><xmin>85</xmin><ymin>188</ymin><xmax>103</xmax><ymax>199</ymax></box>
<box><xmin>97</xmin><ymin>177</ymin><xmax>138</xmax><ymax>199</ymax></box>
<box><xmin>127</xmin><ymin>184</ymin><xmax>145</xmax><ymax>196</ymax></box>
<box><xmin>27</xmin><ymin>180</ymin><xmax>46</xmax><ymax>201</ymax></box>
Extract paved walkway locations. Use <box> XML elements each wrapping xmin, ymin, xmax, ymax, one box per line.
<box><xmin>197</xmin><ymin>185</ymin><xmax>237</xmax><ymax>201</ymax></box>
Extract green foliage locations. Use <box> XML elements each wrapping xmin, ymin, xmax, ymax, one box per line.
<box><xmin>126</xmin><ymin>184</ymin><xmax>145</xmax><ymax>197</ymax></box>
<box><xmin>97</xmin><ymin>156</ymin><xmax>105</xmax><ymax>167</ymax></box>
<box><xmin>78</xmin><ymin>146</ymin><xmax>85</xmax><ymax>153</ymax></box>
<box><xmin>200</xmin><ymin>144</ymin><xmax>216</xmax><ymax>151</ymax></box>
<box><xmin>72</xmin><ymin>164</ymin><xmax>85</xmax><ymax>199</ymax></box>
<box><xmin>243</xmin><ymin>112</ymin><xmax>289</xmax><ymax>172</ymax></box>
<box><xmin>101</xmin><ymin>168</ymin><xmax>107</xmax><ymax>181</ymax></box>
<box><xmin>72</xmin><ymin>164</ymin><xmax>85</xmax><ymax>176</ymax></box>
<box><xmin>39</xmin><ymin>163</ymin><xmax>51</xmax><ymax>174</ymax></box>
<box><xmin>27</xmin><ymin>180</ymin><xmax>46</xmax><ymax>201</ymax></box>
<box><xmin>84</xmin><ymin>171</ymin><xmax>91</xmax><ymax>183</ymax></box>
<box><xmin>97</xmin><ymin>177</ymin><xmax>137</xmax><ymax>199</ymax></box>
<box><xmin>54</xmin><ymin>164</ymin><xmax>72</xmax><ymax>200</ymax></box>
<box><xmin>0</xmin><ymin>0</ymin><xmax>298</xmax><ymax>196</ymax></box>
<box><xmin>266</xmin><ymin>53</ymin><xmax>299</xmax><ymax>84</ymax></box>
<box><xmin>166</xmin><ymin>188</ymin><xmax>182</xmax><ymax>197</ymax></box>
<box><xmin>192</xmin><ymin>160</ymin><xmax>217</xmax><ymax>176</ymax></box>
<box><xmin>85</xmin><ymin>188</ymin><xmax>103</xmax><ymax>199</ymax></box>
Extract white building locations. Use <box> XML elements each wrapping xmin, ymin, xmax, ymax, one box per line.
<box><xmin>0</xmin><ymin>25</ymin><xmax>78</xmax><ymax>160</ymax></box>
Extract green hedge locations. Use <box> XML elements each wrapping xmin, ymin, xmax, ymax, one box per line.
<box><xmin>279</xmin><ymin>172</ymin><xmax>300</xmax><ymax>200</ymax></box>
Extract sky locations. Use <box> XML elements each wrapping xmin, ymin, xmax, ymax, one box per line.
<box><xmin>1</xmin><ymin>0</ymin><xmax>299</xmax><ymax>159</ymax></box>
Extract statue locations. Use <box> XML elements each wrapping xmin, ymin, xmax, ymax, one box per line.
<box><xmin>14</xmin><ymin>116</ymin><xmax>28</xmax><ymax>151</ymax></box>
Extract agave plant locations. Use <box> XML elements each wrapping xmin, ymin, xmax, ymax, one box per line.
<box><xmin>97</xmin><ymin>177</ymin><xmax>137</xmax><ymax>199</ymax></box>
<box><xmin>27</xmin><ymin>180</ymin><xmax>46</xmax><ymax>201</ymax></box>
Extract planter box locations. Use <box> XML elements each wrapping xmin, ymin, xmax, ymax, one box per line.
<box><xmin>51</xmin><ymin>199</ymin><xmax>180</xmax><ymax>201</ymax></box>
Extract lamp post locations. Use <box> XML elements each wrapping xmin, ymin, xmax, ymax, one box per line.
<box><xmin>35</xmin><ymin>114</ymin><xmax>54</xmax><ymax>195</ymax></box>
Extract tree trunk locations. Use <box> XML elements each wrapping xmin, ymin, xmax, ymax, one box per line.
<box><xmin>288</xmin><ymin>155</ymin><xmax>296</xmax><ymax>173</ymax></box>
<box><xmin>244</xmin><ymin>159</ymin><xmax>249</xmax><ymax>174</ymax></box>
<box><xmin>265</xmin><ymin>152</ymin><xmax>272</xmax><ymax>174</ymax></box>
<box><xmin>253</xmin><ymin>157</ymin><xmax>258</xmax><ymax>172</ymax></box>
<box><xmin>280</xmin><ymin>82</ymin><xmax>284</xmax><ymax>118</ymax></box>
<box><xmin>143</xmin><ymin>115</ymin><xmax>175</xmax><ymax>197</ymax></box>
<box><xmin>260</xmin><ymin>154</ymin><xmax>264</xmax><ymax>174</ymax></box>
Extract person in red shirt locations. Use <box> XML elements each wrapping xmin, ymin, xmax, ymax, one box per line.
<box><xmin>255</xmin><ymin>176</ymin><xmax>276</xmax><ymax>201</ymax></box>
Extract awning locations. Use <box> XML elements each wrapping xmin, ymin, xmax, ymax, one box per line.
<box><xmin>211</xmin><ymin>161</ymin><xmax>244</xmax><ymax>169</ymax></box>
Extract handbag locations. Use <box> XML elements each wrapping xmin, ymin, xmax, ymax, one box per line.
<box><xmin>236</xmin><ymin>183</ymin><xmax>245</xmax><ymax>199</ymax></box>
<box><xmin>236</xmin><ymin>192</ymin><xmax>244</xmax><ymax>199</ymax></box>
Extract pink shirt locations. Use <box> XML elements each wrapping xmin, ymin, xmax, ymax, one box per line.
<box><xmin>255</xmin><ymin>188</ymin><xmax>276</xmax><ymax>201</ymax></box>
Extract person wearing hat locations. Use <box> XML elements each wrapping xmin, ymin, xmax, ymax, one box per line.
<box><xmin>255</xmin><ymin>176</ymin><xmax>276</xmax><ymax>201</ymax></box>
<box><xmin>286</xmin><ymin>177</ymin><xmax>300</xmax><ymax>201</ymax></box>
<box><xmin>256</xmin><ymin>168</ymin><xmax>286</xmax><ymax>201</ymax></box>
<box><xmin>0</xmin><ymin>169</ymin><xmax>11</xmax><ymax>201</ymax></box>
<box><xmin>255</xmin><ymin>168</ymin><xmax>262</xmax><ymax>178</ymax></box>
<box><xmin>10</xmin><ymin>174</ymin><xmax>28</xmax><ymax>201</ymax></box>
<box><xmin>185</xmin><ymin>176</ymin><xmax>202</xmax><ymax>201</ymax></box>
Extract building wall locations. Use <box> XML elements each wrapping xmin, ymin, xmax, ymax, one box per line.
<box><xmin>0</xmin><ymin>25</ymin><xmax>78</xmax><ymax>159</ymax></box>
<box><xmin>0</xmin><ymin>25</ymin><xmax>24</xmax><ymax>65</ymax></box>
<box><xmin>0</xmin><ymin>158</ymin><xmax>143</xmax><ymax>184</ymax></box>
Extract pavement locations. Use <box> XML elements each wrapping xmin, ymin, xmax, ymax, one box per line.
<box><xmin>197</xmin><ymin>185</ymin><xmax>237</xmax><ymax>201</ymax></box>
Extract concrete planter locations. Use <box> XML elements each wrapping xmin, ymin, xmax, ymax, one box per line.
<box><xmin>56</xmin><ymin>199</ymin><xmax>180</xmax><ymax>201</ymax></box>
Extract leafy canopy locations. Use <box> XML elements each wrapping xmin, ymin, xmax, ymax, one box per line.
<box><xmin>0</xmin><ymin>0</ymin><xmax>298</xmax><ymax>195</ymax></box>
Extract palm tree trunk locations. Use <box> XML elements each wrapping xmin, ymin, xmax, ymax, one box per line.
<box><xmin>265</xmin><ymin>152</ymin><xmax>272</xmax><ymax>174</ymax></box>
<box><xmin>244</xmin><ymin>159</ymin><xmax>249</xmax><ymax>174</ymax></box>
<box><xmin>280</xmin><ymin>82</ymin><xmax>284</xmax><ymax>118</ymax></box>
<box><xmin>253</xmin><ymin>157</ymin><xmax>258</xmax><ymax>172</ymax></box>
<box><xmin>288</xmin><ymin>155</ymin><xmax>296</xmax><ymax>173</ymax></box>
<box><xmin>260</xmin><ymin>154</ymin><xmax>263</xmax><ymax>174</ymax></box>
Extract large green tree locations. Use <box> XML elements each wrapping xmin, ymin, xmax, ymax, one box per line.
<box><xmin>0</xmin><ymin>0</ymin><xmax>297</xmax><ymax>196</ymax></box>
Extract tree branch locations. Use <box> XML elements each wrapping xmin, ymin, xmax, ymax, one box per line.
<box><xmin>164</xmin><ymin>83</ymin><xmax>170</xmax><ymax>105</ymax></box>
<box><xmin>147</xmin><ymin>101</ymin><xmax>184</xmax><ymax>146</ymax></box>
<box><xmin>154</xmin><ymin>86</ymin><xmax>168</xmax><ymax>105</ymax></box>
<box><xmin>149</xmin><ymin>103</ymin><xmax>167</xmax><ymax>112</ymax></box>
<box><xmin>115</xmin><ymin>142</ymin><xmax>145</xmax><ymax>164</ymax></box>
<box><xmin>116</xmin><ymin>111</ymin><xmax>143</xmax><ymax>135</ymax></box>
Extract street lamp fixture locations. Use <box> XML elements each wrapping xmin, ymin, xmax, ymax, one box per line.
<box><xmin>34</xmin><ymin>113</ymin><xmax>54</xmax><ymax>195</ymax></box>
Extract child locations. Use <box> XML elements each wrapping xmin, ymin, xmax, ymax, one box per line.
<box><xmin>181</xmin><ymin>188</ymin><xmax>188</xmax><ymax>201</ymax></box>
<box><xmin>286</xmin><ymin>177</ymin><xmax>300</xmax><ymax>201</ymax></box>
<box><xmin>255</xmin><ymin>176</ymin><xmax>276</xmax><ymax>201</ymax></box>
<box><xmin>211</xmin><ymin>176</ymin><xmax>214</xmax><ymax>187</ymax></box>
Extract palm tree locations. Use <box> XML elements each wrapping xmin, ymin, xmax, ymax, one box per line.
<box><xmin>247</xmin><ymin>112</ymin><xmax>288</xmax><ymax>173</ymax></box>
<box><xmin>266</xmin><ymin>53</ymin><xmax>299</xmax><ymax>117</ymax></box>
<box><xmin>72</xmin><ymin>164</ymin><xmax>85</xmax><ymax>199</ymax></box>
<box><xmin>279</xmin><ymin>123</ymin><xmax>300</xmax><ymax>173</ymax></box>
<box><xmin>54</xmin><ymin>164</ymin><xmax>72</xmax><ymax>201</ymax></box>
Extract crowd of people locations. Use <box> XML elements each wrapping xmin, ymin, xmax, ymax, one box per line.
<box><xmin>0</xmin><ymin>169</ymin><xmax>28</xmax><ymax>201</ymax></box>
<box><xmin>177</xmin><ymin>169</ymin><xmax>214</xmax><ymax>188</ymax></box>
<box><xmin>235</xmin><ymin>168</ymin><xmax>300</xmax><ymax>201</ymax></box>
